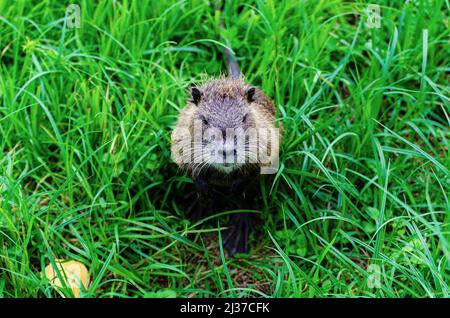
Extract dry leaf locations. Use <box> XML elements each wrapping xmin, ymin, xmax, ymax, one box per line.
<box><xmin>43</xmin><ymin>259</ymin><xmax>90</xmax><ymax>298</ymax></box>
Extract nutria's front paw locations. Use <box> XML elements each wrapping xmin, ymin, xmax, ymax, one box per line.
<box><xmin>187</xmin><ymin>206</ymin><xmax>203</xmax><ymax>221</ymax></box>
<box><xmin>222</xmin><ymin>213</ymin><xmax>252</xmax><ymax>256</ymax></box>
<box><xmin>186</xmin><ymin>197</ymin><xmax>209</xmax><ymax>222</ymax></box>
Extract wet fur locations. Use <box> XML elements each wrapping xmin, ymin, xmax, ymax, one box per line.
<box><xmin>171</xmin><ymin>76</ymin><xmax>279</xmax><ymax>175</ymax></box>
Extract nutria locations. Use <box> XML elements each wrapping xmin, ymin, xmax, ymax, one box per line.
<box><xmin>170</xmin><ymin>3</ymin><xmax>281</xmax><ymax>255</ymax></box>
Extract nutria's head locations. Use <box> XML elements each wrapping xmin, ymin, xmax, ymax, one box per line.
<box><xmin>171</xmin><ymin>77</ymin><xmax>279</xmax><ymax>176</ymax></box>
<box><xmin>191</xmin><ymin>78</ymin><xmax>258</xmax><ymax>173</ymax></box>
<box><xmin>191</xmin><ymin>83</ymin><xmax>255</xmax><ymax>134</ymax></box>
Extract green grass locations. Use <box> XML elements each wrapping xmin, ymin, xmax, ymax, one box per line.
<box><xmin>0</xmin><ymin>0</ymin><xmax>449</xmax><ymax>298</ymax></box>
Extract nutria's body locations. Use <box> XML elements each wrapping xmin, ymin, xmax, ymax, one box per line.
<box><xmin>171</xmin><ymin>76</ymin><xmax>281</xmax><ymax>255</ymax></box>
<box><xmin>170</xmin><ymin>5</ymin><xmax>281</xmax><ymax>256</ymax></box>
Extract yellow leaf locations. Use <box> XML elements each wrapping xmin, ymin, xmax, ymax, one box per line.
<box><xmin>43</xmin><ymin>259</ymin><xmax>90</xmax><ymax>298</ymax></box>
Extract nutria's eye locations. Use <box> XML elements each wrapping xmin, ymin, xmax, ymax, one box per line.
<box><xmin>201</xmin><ymin>116</ymin><xmax>208</xmax><ymax>125</ymax></box>
<box><xmin>242</xmin><ymin>114</ymin><xmax>248</xmax><ymax>123</ymax></box>
<box><xmin>191</xmin><ymin>87</ymin><xmax>202</xmax><ymax>105</ymax></box>
<box><xmin>245</xmin><ymin>87</ymin><xmax>256</xmax><ymax>103</ymax></box>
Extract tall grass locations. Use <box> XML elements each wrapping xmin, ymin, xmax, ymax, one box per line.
<box><xmin>0</xmin><ymin>0</ymin><xmax>449</xmax><ymax>297</ymax></box>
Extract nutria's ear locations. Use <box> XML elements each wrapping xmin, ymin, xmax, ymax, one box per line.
<box><xmin>190</xmin><ymin>87</ymin><xmax>202</xmax><ymax>105</ymax></box>
<box><xmin>245</xmin><ymin>87</ymin><xmax>256</xmax><ymax>103</ymax></box>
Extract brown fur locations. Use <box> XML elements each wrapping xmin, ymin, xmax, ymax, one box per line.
<box><xmin>171</xmin><ymin>76</ymin><xmax>281</xmax><ymax>176</ymax></box>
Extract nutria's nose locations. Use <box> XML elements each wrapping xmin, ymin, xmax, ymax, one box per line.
<box><xmin>221</xmin><ymin>148</ymin><xmax>237</xmax><ymax>158</ymax></box>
